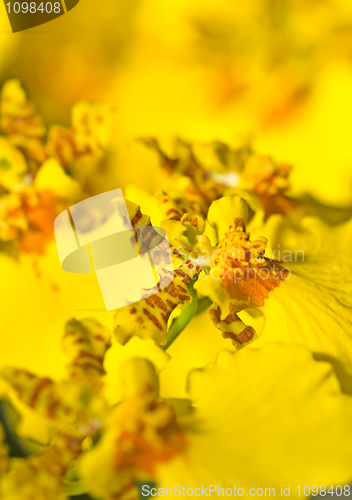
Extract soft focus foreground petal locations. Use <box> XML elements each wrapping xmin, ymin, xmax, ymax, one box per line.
<box><xmin>1</xmin><ymin>434</ymin><xmax>80</xmax><ymax>500</ymax></box>
<box><xmin>0</xmin><ymin>317</ymin><xmax>112</xmax><ymax>443</ymax></box>
<box><xmin>104</xmin><ymin>337</ymin><xmax>170</xmax><ymax>406</ymax></box>
<box><xmin>157</xmin><ymin>344</ymin><xmax>352</xmax><ymax>497</ymax></box>
<box><xmin>63</xmin><ymin>317</ymin><xmax>111</xmax><ymax>378</ymax></box>
<box><xmin>263</xmin><ymin>213</ymin><xmax>352</xmax><ymax>258</ymax></box>
<box><xmin>0</xmin><ymin>242</ymin><xmax>114</xmax><ymax>379</ymax></box>
<box><xmin>34</xmin><ymin>159</ymin><xmax>82</xmax><ymax>201</ymax></box>
<box><xmin>158</xmin><ymin>310</ymin><xmax>234</xmax><ymax>399</ymax></box>
<box><xmin>80</xmin><ymin>359</ymin><xmax>187</xmax><ymax>500</ymax></box>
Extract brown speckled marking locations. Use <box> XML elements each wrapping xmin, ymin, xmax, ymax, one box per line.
<box><xmin>131</xmin><ymin>210</ymin><xmax>143</xmax><ymax>226</ymax></box>
<box><xmin>143</xmin><ymin>308</ymin><xmax>163</xmax><ymax>331</ymax></box>
<box><xmin>223</xmin><ymin>326</ymin><xmax>255</xmax><ymax>344</ymax></box>
<box><xmin>29</xmin><ymin>377</ymin><xmax>53</xmax><ymax>407</ymax></box>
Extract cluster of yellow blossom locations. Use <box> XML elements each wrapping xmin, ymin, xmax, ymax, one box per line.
<box><xmin>0</xmin><ymin>79</ymin><xmax>352</xmax><ymax>500</ymax></box>
<box><xmin>0</xmin><ymin>80</ymin><xmax>112</xmax><ymax>255</ymax></box>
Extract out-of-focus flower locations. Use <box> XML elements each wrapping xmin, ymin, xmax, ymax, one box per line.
<box><xmin>0</xmin><ymin>187</ymin><xmax>59</xmax><ymax>254</ymax></box>
<box><xmin>143</xmin><ymin>136</ymin><xmax>352</xmax><ymax>229</ymax></box>
<box><xmin>103</xmin><ymin>337</ymin><xmax>170</xmax><ymax>407</ymax></box>
<box><xmin>45</xmin><ymin>100</ymin><xmax>113</xmax><ymax>194</ymax></box>
<box><xmin>80</xmin><ymin>358</ymin><xmax>188</xmax><ymax>500</ymax></box>
<box><xmin>0</xmin><ymin>79</ymin><xmax>113</xmax><ymax>257</ymax></box>
<box><xmin>0</xmin><ymin>156</ymin><xmax>82</xmax><ymax>255</ymax></box>
<box><xmin>0</xmin><ymin>80</ymin><xmax>113</xmax><ymax>179</ymax></box>
<box><xmin>139</xmin><ymin>138</ymin><xmax>228</xmax><ymax>219</ymax></box>
<box><xmin>0</xmin><ymin>433</ymin><xmax>81</xmax><ymax>500</ymax></box>
<box><xmin>0</xmin><ymin>318</ymin><xmax>111</xmax><ymax>442</ymax></box>
<box><xmin>151</xmin><ymin>136</ymin><xmax>352</xmax><ymax>225</ymax></box>
<box><xmin>3</xmin><ymin>333</ymin><xmax>352</xmax><ymax>500</ymax></box>
<box><xmin>0</xmin><ymin>317</ymin><xmax>112</xmax><ymax>498</ymax></box>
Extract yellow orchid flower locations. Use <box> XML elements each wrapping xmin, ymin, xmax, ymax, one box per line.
<box><xmin>133</xmin><ymin>191</ymin><xmax>352</xmax><ymax>402</ymax></box>
<box><xmin>193</xmin><ymin>196</ymin><xmax>289</xmax><ymax>348</ymax></box>
<box><xmin>76</xmin><ymin>342</ymin><xmax>352</xmax><ymax>500</ymax></box>
<box><xmin>79</xmin><ymin>358</ymin><xmax>188</xmax><ymax>500</ymax></box>
<box><xmin>0</xmin><ymin>318</ymin><xmax>111</xmax><ymax>442</ymax></box>
<box><xmin>0</xmin><ymin>433</ymin><xmax>81</xmax><ymax>500</ymax></box>
<box><xmin>2</xmin><ymin>2</ymin><xmax>352</xmax><ymax>497</ymax></box>
<box><xmin>162</xmin><ymin>201</ymin><xmax>352</xmax><ymax>396</ymax></box>
<box><xmin>114</xmin><ymin>190</ymin><xmax>352</xmax><ymax>385</ymax></box>
<box><xmin>144</xmin><ymin>193</ymin><xmax>286</xmax><ymax>350</ymax></box>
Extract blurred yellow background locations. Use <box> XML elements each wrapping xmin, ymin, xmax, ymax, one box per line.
<box><xmin>1</xmin><ymin>0</ymin><xmax>352</xmax><ymax>206</ymax></box>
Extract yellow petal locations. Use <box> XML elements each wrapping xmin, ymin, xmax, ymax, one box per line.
<box><xmin>249</xmin><ymin>216</ymin><xmax>352</xmax><ymax>392</ymax></box>
<box><xmin>34</xmin><ymin>159</ymin><xmax>82</xmax><ymax>201</ymax></box>
<box><xmin>157</xmin><ymin>343</ymin><xmax>352</xmax><ymax>497</ymax></box>
<box><xmin>103</xmin><ymin>337</ymin><xmax>170</xmax><ymax>406</ymax></box>
<box><xmin>0</xmin><ymin>242</ymin><xmax>113</xmax><ymax>380</ymax></box>
<box><xmin>113</xmin><ymin>259</ymin><xmax>194</xmax><ymax>346</ymax></box>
